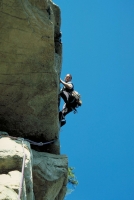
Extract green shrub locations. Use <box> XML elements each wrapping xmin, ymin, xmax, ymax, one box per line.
<box><xmin>66</xmin><ymin>167</ymin><xmax>78</xmax><ymax>196</ymax></box>
<box><xmin>68</xmin><ymin>167</ymin><xmax>78</xmax><ymax>186</ymax></box>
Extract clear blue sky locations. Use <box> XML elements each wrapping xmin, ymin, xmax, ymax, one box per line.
<box><xmin>54</xmin><ymin>1</ymin><xmax>134</xmax><ymax>199</ymax></box>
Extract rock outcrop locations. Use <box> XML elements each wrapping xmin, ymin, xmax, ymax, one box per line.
<box><xmin>0</xmin><ymin>0</ymin><xmax>68</xmax><ymax>199</ymax></box>
<box><xmin>33</xmin><ymin>150</ymin><xmax>68</xmax><ymax>200</ymax></box>
<box><xmin>0</xmin><ymin>135</ymin><xmax>68</xmax><ymax>200</ymax></box>
<box><xmin>0</xmin><ymin>0</ymin><xmax>62</xmax><ymax>141</ymax></box>
<box><xmin>0</xmin><ymin>136</ymin><xmax>34</xmax><ymax>199</ymax></box>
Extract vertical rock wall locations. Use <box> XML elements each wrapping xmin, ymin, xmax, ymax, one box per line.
<box><xmin>0</xmin><ymin>0</ymin><xmax>62</xmax><ymax>140</ymax></box>
<box><xmin>0</xmin><ymin>1</ymin><xmax>68</xmax><ymax>199</ymax></box>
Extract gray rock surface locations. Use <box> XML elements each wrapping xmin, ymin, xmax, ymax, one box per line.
<box><xmin>33</xmin><ymin>150</ymin><xmax>68</xmax><ymax>200</ymax></box>
<box><xmin>0</xmin><ymin>0</ymin><xmax>62</xmax><ymax>141</ymax></box>
<box><xmin>0</xmin><ymin>1</ymin><xmax>68</xmax><ymax>199</ymax></box>
<box><xmin>0</xmin><ymin>136</ymin><xmax>34</xmax><ymax>199</ymax></box>
<box><xmin>0</xmin><ymin>136</ymin><xmax>68</xmax><ymax>200</ymax></box>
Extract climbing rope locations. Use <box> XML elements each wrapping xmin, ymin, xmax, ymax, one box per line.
<box><xmin>18</xmin><ymin>138</ymin><xmax>26</xmax><ymax>200</ymax></box>
<box><xmin>24</xmin><ymin>138</ymin><xmax>55</xmax><ymax>146</ymax></box>
<box><xmin>0</xmin><ymin>134</ymin><xmax>56</xmax><ymax>146</ymax></box>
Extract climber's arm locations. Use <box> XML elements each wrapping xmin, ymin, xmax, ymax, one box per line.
<box><xmin>60</xmin><ymin>79</ymin><xmax>73</xmax><ymax>89</ymax></box>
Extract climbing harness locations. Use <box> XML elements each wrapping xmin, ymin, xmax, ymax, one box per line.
<box><xmin>0</xmin><ymin>133</ymin><xmax>56</xmax><ymax>199</ymax></box>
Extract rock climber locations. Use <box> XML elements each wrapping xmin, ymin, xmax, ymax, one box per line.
<box><xmin>59</xmin><ymin>74</ymin><xmax>81</xmax><ymax>127</ymax></box>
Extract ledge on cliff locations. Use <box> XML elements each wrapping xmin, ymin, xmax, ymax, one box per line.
<box><xmin>0</xmin><ymin>135</ymin><xmax>68</xmax><ymax>200</ymax></box>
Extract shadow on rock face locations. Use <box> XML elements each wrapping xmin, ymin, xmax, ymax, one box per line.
<box><xmin>0</xmin><ymin>131</ymin><xmax>60</xmax><ymax>154</ymax></box>
<box><xmin>27</xmin><ymin>136</ymin><xmax>60</xmax><ymax>155</ymax></box>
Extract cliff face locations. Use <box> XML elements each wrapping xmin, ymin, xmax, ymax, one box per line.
<box><xmin>0</xmin><ymin>0</ymin><xmax>67</xmax><ymax>199</ymax></box>
<box><xmin>0</xmin><ymin>0</ymin><xmax>61</xmax><ymax>141</ymax></box>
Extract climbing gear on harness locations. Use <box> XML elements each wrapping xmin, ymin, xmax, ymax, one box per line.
<box><xmin>71</xmin><ymin>90</ymin><xmax>80</xmax><ymax>100</ymax></box>
<box><xmin>71</xmin><ymin>90</ymin><xmax>82</xmax><ymax>107</ymax></box>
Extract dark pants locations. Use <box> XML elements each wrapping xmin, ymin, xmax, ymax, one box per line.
<box><xmin>59</xmin><ymin>90</ymin><xmax>76</xmax><ymax>126</ymax></box>
<box><xmin>61</xmin><ymin>103</ymin><xmax>73</xmax><ymax>116</ymax></box>
<box><xmin>60</xmin><ymin>90</ymin><xmax>70</xmax><ymax>104</ymax></box>
<box><xmin>60</xmin><ymin>90</ymin><xmax>75</xmax><ymax>115</ymax></box>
